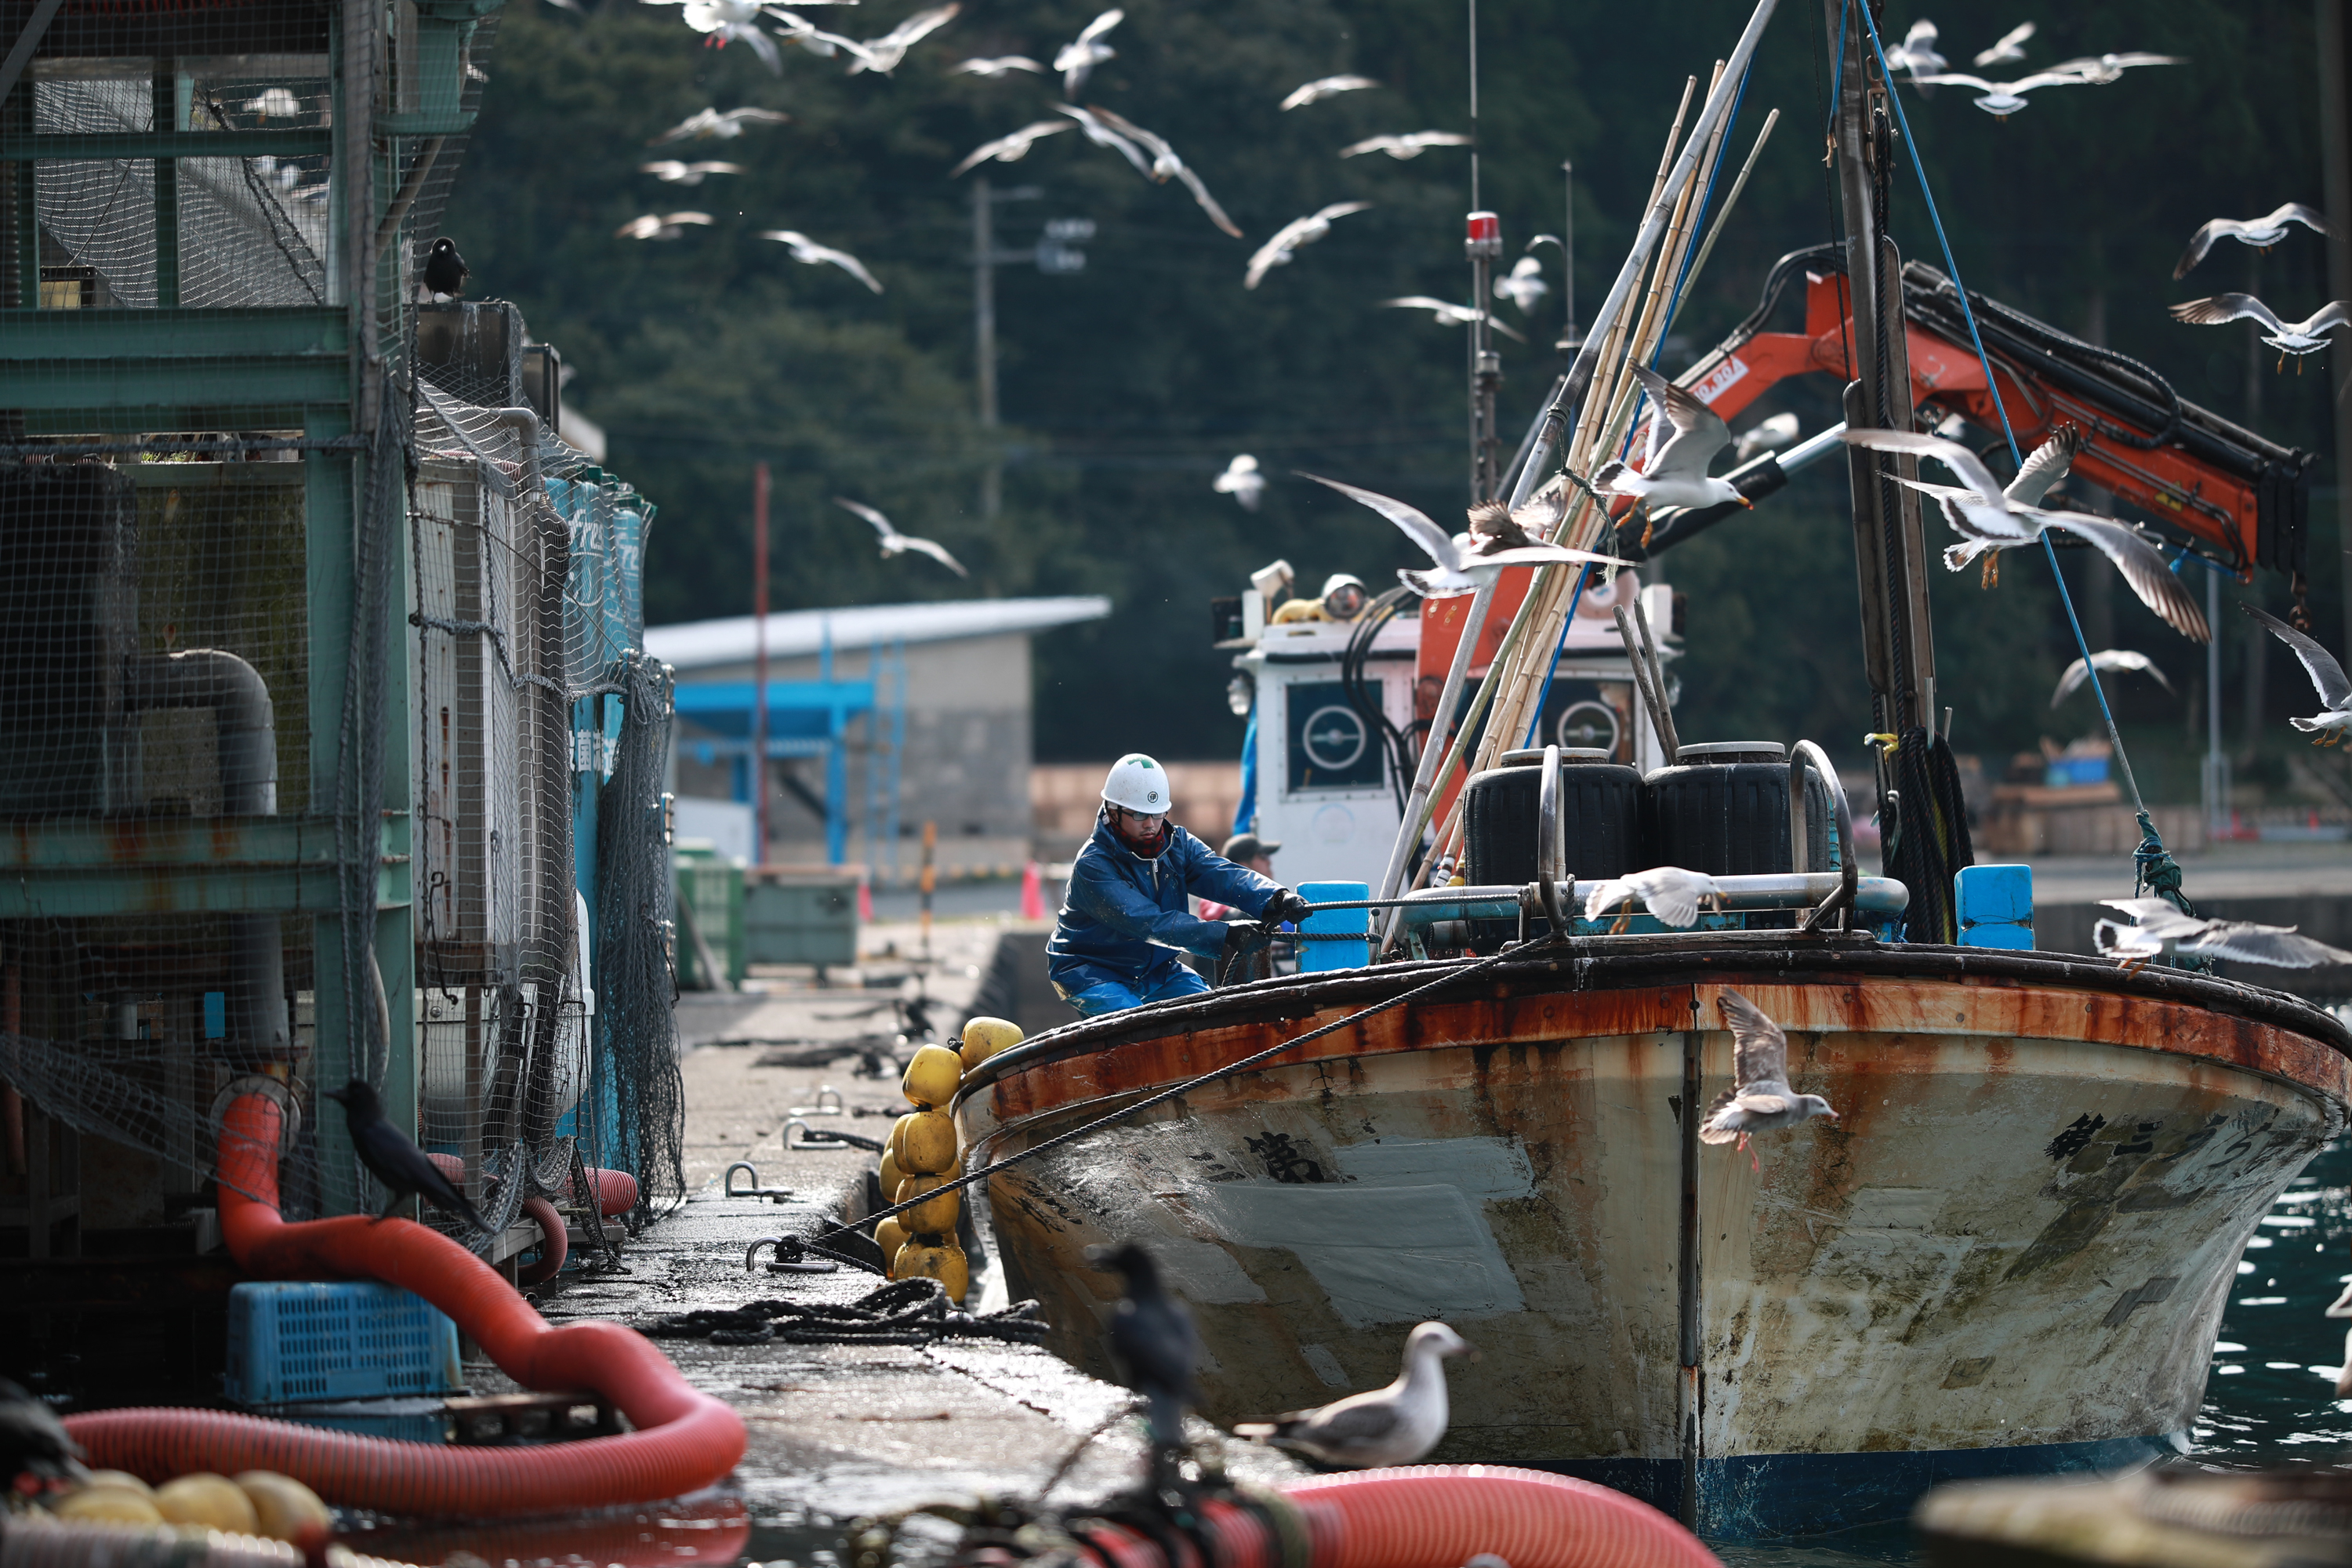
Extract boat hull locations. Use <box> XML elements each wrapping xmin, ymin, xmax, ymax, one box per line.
<box><xmin>956</xmin><ymin>937</ymin><xmax>2352</xmax><ymax>1540</ymax></box>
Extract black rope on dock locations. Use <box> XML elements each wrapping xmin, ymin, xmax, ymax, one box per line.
<box><xmin>641</xmin><ymin>1276</ymin><xmax>1051</xmax><ymax>1347</ymax></box>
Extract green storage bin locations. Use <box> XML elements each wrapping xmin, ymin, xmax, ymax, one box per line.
<box><xmin>744</xmin><ymin>873</ymin><xmax>858</xmax><ymax>967</ymax></box>
<box><xmin>673</xmin><ymin>845</ymin><xmax>746</xmax><ymax>988</ymax></box>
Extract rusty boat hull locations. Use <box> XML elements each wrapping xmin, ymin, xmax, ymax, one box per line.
<box><xmin>953</xmin><ymin>933</ymin><xmax>2352</xmax><ymax>1541</ymax></box>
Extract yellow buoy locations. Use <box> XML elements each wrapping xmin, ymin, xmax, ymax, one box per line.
<box><xmin>894</xmin><ymin>1173</ymin><xmax>959</xmax><ymax>1234</ymax></box>
<box><xmin>898</xmin><ymin>1109</ymin><xmax>957</xmax><ymax>1174</ymax></box>
<box><xmin>234</xmin><ymin>1472</ymin><xmax>331</xmax><ymax>1551</ymax></box>
<box><xmin>959</xmin><ymin>1016</ymin><xmax>1023</xmax><ymax>1071</ymax></box>
<box><xmin>894</xmin><ymin>1236</ymin><xmax>968</xmax><ymax>1302</ymax></box>
<box><xmin>888</xmin><ymin>1112</ymin><xmax>917</xmax><ymax>1163</ymax></box>
<box><xmin>80</xmin><ymin>1472</ymin><xmax>154</xmax><ymax>1497</ymax></box>
<box><xmin>900</xmin><ymin>1044</ymin><xmax>964</xmax><ymax>1109</ymax></box>
<box><xmin>53</xmin><ymin>1488</ymin><xmax>166</xmax><ymax>1526</ymax></box>
<box><xmin>155</xmin><ymin>1474</ymin><xmax>259</xmax><ymax>1535</ymax></box>
<box><xmin>877</xmin><ymin>1146</ymin><xmax>902</xmax><ymax>1196</ymax></box>
<box><xmin>874</xmin><ymin>1215</ymin><xmax>908</xmax><ymax>1276</ymax></box>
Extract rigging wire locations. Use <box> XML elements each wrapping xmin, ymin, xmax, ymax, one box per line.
<box><xmin>1851</xmin><ymin>2</ymin><xmax>2191</xmax><ymax>912</ymax></box>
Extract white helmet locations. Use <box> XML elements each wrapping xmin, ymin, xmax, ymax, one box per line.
<box><xmin>1102</xmin><ymin>753</ymin><xmax>1171</xmax><ymax>814</ymax></box>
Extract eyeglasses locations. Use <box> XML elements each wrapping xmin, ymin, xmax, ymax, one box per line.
<box><xmin>1114</xmin><ymin>808</ymin><xmax>1167</xmax><ymax>827</ymax></box>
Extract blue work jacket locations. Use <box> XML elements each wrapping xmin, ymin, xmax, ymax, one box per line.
<box><xmin>1047</xmin><ymin>815</ymin><xmax>1284</xmax><ymax>993</ymax></box>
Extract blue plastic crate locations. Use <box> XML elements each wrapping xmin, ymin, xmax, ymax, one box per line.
<box><xmin>224</xmin><ymin>1282</ymin><xmax>464</xmax><ymax>1406</ymax></box>
<box><xmin>1298</xmin><ymin>881</ymin><xmax>1370</xmax><ymax>972</ymax></box>
<box><xmin>1956</xmin><ymin>863</ymin><xmax>2034</xmax><ymax>950</ymax></box>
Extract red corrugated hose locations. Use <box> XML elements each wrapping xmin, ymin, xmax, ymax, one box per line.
<box><xmin>64</xmin><ymin>1093</ymin><xmax>746</xmax><ymax>1519</ymax></box>
<box><xmin>1277</xmin><ymin>1466</ymin><xmax>1721</xmax><ymax>1568</ymax></box>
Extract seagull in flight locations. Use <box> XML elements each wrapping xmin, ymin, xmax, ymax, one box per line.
<box><xmin>1698</xmin><ymin>990</ymin><xmax>1839</xmax><ymax>1164</ymax></box>
<box><xmin>1839</xmin><ymin>426</ymin><xmax>2209</xmax><ymax>641</ymax></box>
<box><xmin>843</xmin><ymin>2</ymin><xmax>958</xmax><ymax>75</ymax></box>
<box><xmin>1584</xmin><ymin>866</ymin><xmax>1722</xmax><ymax>933</ymax></box>
<box><xmin>1243</xmin><ymin>201</ymin><xmax>1370</xmax><ymax>289</ymax></box>
<box><xmin>2047</xmin><ymin>50</ymin><xmax>2184</xmax><ymax>84</ymax></box>
<box><xmin>2174</xmin><ymin>204</ymin><xmax>2328</xmax><ymax>278</ymax></box>
<box><xmin>1213</xmin><ymin>454</ymin><xmax>1264</xmax><ymax>512</ymax></box>
<box><xmin>1081</xmin><ymin>107</ymin><xmax>1243</xmax><ymax>238</ymax></box>
<box><xmin>949</xmin><ymin>120</ymin><xmax>1073</xmax><ymax>176</ymax></box>
<box><xmin>1377</xmin><ymin>297</ymin><xmax>1527</xmax><ymax>343</ymax></box>
<box><xmin>1280</xmin><ymin>74</ymin><xmax>1380</xmax><ymax>110</ymax></box>
<box><xmin>1885</xmin><ymin>18</ymin><xmax>1947</xmax><ymax>78</ymax></box>
<box><xmin>835</xmin><ymin>498</ymin><xmax>967</xmax><ymax>576</ymax></box>
<box><xmin>639</xmin><ymin>160</ymin><xmax>745</xmax><ymax>184</ymax></box>
<box><xmin>1592</xmin><ymin>361</ymin><xmax>1748</xmax><ymax>540</ymax></box>
<box><xmin>1234</xmin><ymin>1323</ymin><xmax>1474</xmax><ymax>1468</ymax></box>
<box><xmin>2169</xmin><ymin>295</ymin><xmax>2352</xmax><ymax>362</ymax></box>
<box><xmin>1493</xmin><ymin>255</ymin><xmax>1549</xmax><ymax>314</ymax></box>
<box><xmin>642</xmin><ymin>0</ymin><xmax>784</xmax><ymax>71</ymax></box>
<box><xmin>2050</xmin><ymin>649</ymin><xmax>2173</xmax><ymax>709</ymax></box>
<box><xmin>1339</xmin><ymin>129</ymin><xmax>1472</xmax><ymax>160</ymax></box>
<box><xmin>1733</xmin><ymin>411</ymin><xmax>1801</xmax><ymax>463</ymax></box>
<box><xmin>759</xmin><ymin>229</ymin><xmax>884</xmax><ymax>292</ymax></box>
<box><xmin>1054</xmin><ymin>103</ymin><xmax>1154</xmax><ymax>178</ymax></box>
<box><xmin>2096</xmin><ymin>899</ymin><xmax>2352</xmax><ymax>974</ymax></box>
<box><xmin>770</xmin><ymin>7</ymin><xmax>866</xmax><ymax>60</ymax></box>
<box><xmin>1971</xmin><ymin>20</ymin><xmax>2033</xmax><ymax>67</ymax></box>
<box><xmin>1905</xmin><ymin>68</ymin><xmax>2085</xmax><ymax>116</ymax></box>
<box><xmin>1299</xmin><ymin>474</ymin><xmax>1626</xmax><ymax>597</ymax></box>
<box><xmin>951</xmin><ymin>54</ymin><xmax>1042</xmax><ymax>76</ymax></box>
<box><xmin>2243</xmin><ymin>604</ymin><xmax>2352</xmax><ymax>744</ymax></box>
<box><xmin>649</xmin><ymin>106</ymin><xmax>790</xmax><ymax>144</ymax></box>
<box><xmin>1054</xmin><ymin>9</ymin><xmax>1121</xmax><ymax>100</ymax></box>
<box><xmin>615</xmin><ymin>211</ymin><xmax>714</xmax><ymax>239</ymax></box>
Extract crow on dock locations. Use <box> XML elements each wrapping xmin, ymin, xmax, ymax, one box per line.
<box><xmin>422</xmin><ymin>238</ymin><xmax>467</xmax><ymax>300</ymax></box>
<box><xmin>1091</xmin><ymin>1242</ymin><xmax>1195</xmax><ymax>1449</ymax></box>
<box><xmin>1235</xmin><ymin>1322</ymin><xmax>1473</xmax><ymax>1468</ymax></box>
<box><xmin>325</xmin><ymin>1078</ymin><xmax>489</xmax><ymax>1232</ymax></box>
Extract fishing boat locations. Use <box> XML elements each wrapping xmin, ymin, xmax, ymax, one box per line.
<box><xmin>953</xmin><ymin>0</ymin><xmax>2345</xmax><ymax>1541</ymax></box>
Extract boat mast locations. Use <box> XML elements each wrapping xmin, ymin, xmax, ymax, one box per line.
<box><xmin>1826</xmin><ymin>0</ymin><xmax>1937</xmax><ymax>740</ymax></box>
<box><xmin>1466</xmin><ymin>0</ymin><xmax>1501</xmax><ymax>502</ymax></box>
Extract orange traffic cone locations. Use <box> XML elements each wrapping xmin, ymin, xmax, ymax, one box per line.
<box><xmin>1020</xmin><ymin>860</ymin><xmax>1047</xmax><ymax>920</ymax></box>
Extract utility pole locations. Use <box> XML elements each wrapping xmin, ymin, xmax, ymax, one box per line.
<box><xmin>971</xmin><ymin>179</ymin><xmax>1066</xmax><ymax>519</ymax></box>
<box><xmin>1468</xmin><ymin>211</ymin><xmax>1502</xmax><ymax>501</ymax></box>
<box><xmin>752</xmin><ymin>461</ymin><xmax>770</xmax><ymax>869</ymax></box>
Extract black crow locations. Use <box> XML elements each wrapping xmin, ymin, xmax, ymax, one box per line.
<box><xmin>423</xmin><ymin>238</ymin><xmax>467</xmax><ymax>299</ymax></box>
<box><xmin>324</xmin><ymin>1079</ymin><xmax>488</xmax><ymax>1231</ymax></box>
<box><xmin>0</xmin><ymin>1377</ymin><xmax>84</xmax><ymax>1491</ymax></box>
<box><xmin>1091</xmin><ymin>1242</ymin><xmax>1196</xmax><ymax>1448</ymax></box>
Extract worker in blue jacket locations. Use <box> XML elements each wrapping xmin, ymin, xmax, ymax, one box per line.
<box><xmin>1047</xmin><ymin>753</ymin><xmax>1312</xmax><ymax>1018</ymax></box>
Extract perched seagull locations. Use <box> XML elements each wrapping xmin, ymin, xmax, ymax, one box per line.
<box><xmin>649</xmin><ymin>105</ymin><xmax>791</xmax><ymax>144</ymax></box>
<box><xmin>1494</xmin><ymin>254</ymin><xmax>1549</xmax><ymax>314</ymax></box>
<box><xmin>2047</xmin><ymin>50</ymin><xmax>2185</xmax><ymax>85</ymax></box>
<box><xmin>844</xmin><ymin>2</ymin><xmax>959</xmax><ymax>75</ymax></box>
<box><xmin>640</xmin><ymin>159</ymin><xmax>746</xmax><ymax>184</ymax></box>
<box><xmin>615</xmin><ymin>210</ymin><xmax>715</xmax><ymax>239</ymax></box>
<box><xmin>1234</xmin><ymin>1323</ymin><xmax>1474</xmax><ymax>1468</ymax></box>
<box><xmin>1213</xmin><ymin>454</ymin><xmax>1265</xmax><ymax>511</ymax></box>
<box><xmin>1733</xmin><ymin>411</ymin><xmax>1802</xmax><ymax>463</ymax></box>
<box><xmin>2174</xmin><ymin>204</ymin><xmax>2329</xmax><ymax>279</ymax></box>
<box><xmin>2050</xmin><ymin>649</ymin><xmax>2174</xmax><ymax>708</ymax></box>
<box><xmin>760</xmin><ymin>229</ymin><xmax>884</xmax><ymax>292</ymax></box>
<box><xmin>641</xmin><ymin>0</ymin><xmax>785</xmax><ymax>71</ymax></box>
<box><xmin>1886</xmin><ymin>18</ymin><xmax>1948</xmax><ymax>78</ymax></box>
<box><xmin>245</xmin><ymin>86</ymin><xmax>303</xmax><ymax>120</ymax></box>
<box><xmin>1377</xmin><ymin>297</ymin><xmax>1528</xmax><ymax>343</ymax></box>
<box><xmin>835</xmin><ymin>497</ymin><xmax>967</xmax><ymax>575</ymax></box>
<box><xmin>1584</xmin><ymin>866</ymin><xmax>1724</xmax><ymax>932</ymax></box>
<box><xmin>2243</xmin><ymin>604</ymin><xmax>2352</xmax><ymax>745</ymax></box>
<box><xmin>1301</xmin><ymin>476</ymin><xmax>1626</xmax><ymax>597</ymax></box>
<box><xmin>951</xmin><ymin>54</ymin><xmax>1043</xmax><ymax>76</ymax></box>
<box><xmin>1091</xmin><ymin>1242</ymin><xmax>1194</xmax><ymax>1450</ymax></box>
<box><xmin>326</xmin><ymin>1080</ymin><xmax>491</xmax><ymax>1229</ymax></box>
<box><xmin>1839</xmin><ymin>427</ymin><xmax>2209</xmax><ymax>641</ymax></box>
<box><xmin>2096</xmin><ymin>899</ymin><xmax>2352</xmax><ymax>974</ymax></box>
<box><xmin>2169</xmin><ymin>295</ymin><xmax>2352</xmax><ymax>364</ymax></box>
<box><xmin>1698</xmin><ymin>990</ymin><xmax>1839</xmax><ymax>1161</ymax></box>
<box><xmin>1055</xmin><ymin>103</ymin><xmax>1154</xmax><ymax>178</ymax></box>
<box><xmin>1905</xmin><ymin>69</ymin><xmax>2085</xmax><ymax>117</ymax></box>
<box><xmin>1592</xmin><ymin>362</ymin><xmax>1748</xmax><ymax>526</ymax></box>
<box><xmin>1054</xmin><ymin>9</ymin><xmax>1122</xmax><ymax>100</ymax></box>
<box><xmin>1339</xmin><ymin>129</ymin><xmax>1472</xmax><ymax>160</ymax></box>
<box><xmin>1243</xmin><ymin>201</ymin><xmax>1371</xmax><ymax>289</ymax></box>
<box><xmin>1280</xmin><ymin>74</ymin><xmax>1380</xmax><ymax>111</ymax></box>
<box><xmin>949</xmin><ymin>119</ymin><xmax>1073</xmax><ymax>176</ymax></box>
<box><xmin>1083</xmin><ymin>107</ymin><xmax>1243</xmax><ymax>238</ymax></box>
<box><xmin>1971</xmin><ymin>19</ymin><xmax>2034</xmax><ymax>67</ymax></box>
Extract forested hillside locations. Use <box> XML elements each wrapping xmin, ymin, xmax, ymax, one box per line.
<box><xmin>447</xmin><ymin>0</ymin><xmax>2336</xmax><ymax>775</ymax></box>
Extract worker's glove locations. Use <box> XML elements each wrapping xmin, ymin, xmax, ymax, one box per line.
<box><xmin>1264</xmin><ymin>890</ymin><xmax>1315</xmax><ymax>927</ymax></box>
<box><xmin>1219</xmin><ymin>920</ymin><xmax>1271</xmax><ymax>964</ymax></box>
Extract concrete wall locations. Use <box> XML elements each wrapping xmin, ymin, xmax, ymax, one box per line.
<box><xmin>673</xmin><ymin>631</ymin><xmax>1034</xmax><ymax>863</ymax></box>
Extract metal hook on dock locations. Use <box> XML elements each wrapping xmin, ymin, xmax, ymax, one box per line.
<box><xmin>789</xmin><ymin>1084</ymin><xmax>846</xmax><ymax>1116</ymax></box>
<box><xmin>722</xmin><ymin>1161</ymin><xmax>795</xmax><ymax>1201</ymax></box>
<box><xmin>786</xmin><ymin>1118</ymin><xmax>885</xmax><ymax>1152</ymax></box>
<box><xmin>746</xmin><ymin>1235</ymin><xmax>840</xmax><ymax>1274</ymax></box>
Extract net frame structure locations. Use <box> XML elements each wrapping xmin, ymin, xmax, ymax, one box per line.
<box><xmin>0</xmin><ymin>0</ymin><xmax>683</xmax><ymax>1308</ymax></box>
